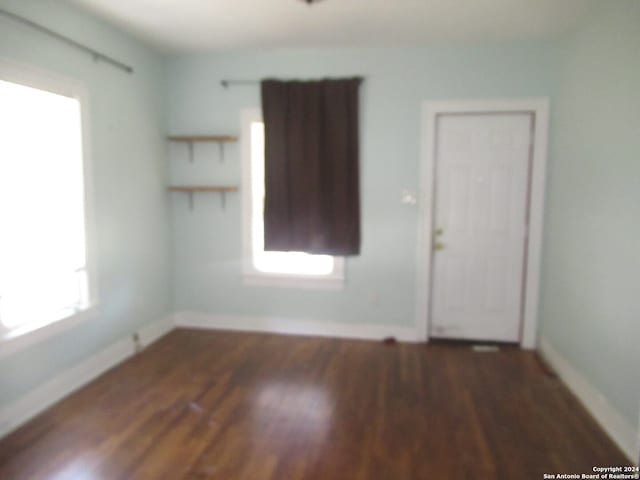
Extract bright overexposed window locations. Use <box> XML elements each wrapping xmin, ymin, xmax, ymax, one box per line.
<box><xmin>0</xmin><ymin>78</ymin><xmax>91</xmax><ymax>333</ymax></box>
<box><xmin>243</xmin><ymin>109</ymin><xmax>343</xmax><ymax>287</ymax></box>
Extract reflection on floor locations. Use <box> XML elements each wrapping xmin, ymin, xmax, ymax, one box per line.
<box><xmin>0</xmin><ymin>329</ymin><xmax>629</xmax><ymax>479</ymax></box>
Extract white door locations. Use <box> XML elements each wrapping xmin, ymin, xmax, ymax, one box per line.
<box><xmin>429</xmin><ymin>113</ymin><xmax>533</xmax><ymax>343</ymax></box>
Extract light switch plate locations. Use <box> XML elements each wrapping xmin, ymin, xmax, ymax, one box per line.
<box><xmin>401</xmin><ymin>189</ymin><xmax>417</xmax><ymax>205</ymax></box>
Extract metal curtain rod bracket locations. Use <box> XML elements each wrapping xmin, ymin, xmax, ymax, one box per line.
<box><xmin>0</xmin><ymin>7</ymin><xmax>134</xmax><ymax>74</ymax></box>
<box><xmin>221</xmin><ymin>79</ymin><xmax>260</xmax><ymax>89</ymax></box>
<box><xmin>221</xmin><ymin>77</ymin><xmax>366</xmax><ymax>89</ymax></box>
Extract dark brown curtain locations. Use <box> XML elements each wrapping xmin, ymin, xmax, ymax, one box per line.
<box><xmin>261</xmin><ymin>77</ymin><xmax>362</xmax><ymax>256</ymax></box>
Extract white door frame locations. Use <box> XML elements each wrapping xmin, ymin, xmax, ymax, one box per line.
<box><xmin>415</xmin><ymin>99</ymin><xmax>549</xmax><ymax>349</ymax></box>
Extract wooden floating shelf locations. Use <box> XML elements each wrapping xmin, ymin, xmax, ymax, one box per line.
<box><xmin>168</xmin><ymin>135</ymin><xmax>238</xmax><ymax>162</ymax></box>
<box><xmin>168</xmin><ymin>185</ymin><xmax>238</xmax><ymax>193</ymax></box>
<box><xmin>167</xmin><ymin>135</ymin><xmax>237</xmax><ymax>143</ymax></box>
<box><xmin>168</xmin><ymin>185</ymin><xmax>239</xmax><ymax>210</ymax></box>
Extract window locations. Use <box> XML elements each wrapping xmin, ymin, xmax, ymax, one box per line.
<box><xmin>0</xmin><ymin>66</ymin><xmax>94</xmax><ymax>338</ymax></box>
<box><xmin>242</xmin><ymin>109</ymin><xmax>344</xmax><ymax>288</ymax></box>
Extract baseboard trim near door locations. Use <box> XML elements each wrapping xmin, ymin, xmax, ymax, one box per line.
<box><xmin>539</xmin><ymin>338</ymin><xmax>639</xmax><ymax>463</ymax></box>
<box><xmin>174</xmin><ymin>311</ymin><xmax>420</xmax><ymax>343</ymax></box>
<box><xmin>0</xmin><ymin>315</ymin><xmax>175</xmax><ymax>440</ymax></box>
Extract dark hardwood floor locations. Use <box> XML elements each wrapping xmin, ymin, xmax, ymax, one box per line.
<box><xmin>0</xmin><ymin>329</ymin><xmax>629</xmax><ymax>479</ymax></box>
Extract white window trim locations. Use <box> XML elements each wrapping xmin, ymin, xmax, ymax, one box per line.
<box><xmin>241</xmin><ymin>108</ymin><xmax>345</xmax><ymax>290</ymax></box>
<box><xmin>0</xmin><ymin>58</ymin><xmax>99</xmax><ymax>355</ymax></box>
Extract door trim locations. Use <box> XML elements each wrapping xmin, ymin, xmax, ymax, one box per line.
<box><xmin>415</xmin><ymin>99</ymin><xmax>549</xmax><ymax>349</ymax></box>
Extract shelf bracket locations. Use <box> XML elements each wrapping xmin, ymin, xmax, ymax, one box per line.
<box><xmin>221</xmin><ymin>192</ymin><xmax>227</xmax><ymax>209</ymax></box>
<box><xmin>218</xmin><ymin>142</ymin><xmax>225</xmax><ymax>163</ymax></box>
<box><xmin>187</xmin><ymin>142</ymin><xmax>194</xmax><ymax>163</ymax></box>
<box><xmin>188</xmin><ymin>192</ymin><xmax>194</xmax><ymax>211</ymax></box>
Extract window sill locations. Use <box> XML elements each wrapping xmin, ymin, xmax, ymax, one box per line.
<box><xmin>0</xmin><ymin>305</ymin><xmax>98</xmax><ymax>359</ymax></box>
<box><xmin>243</xmin><ymin>273</ymin><xmax>344</xmax><ymax>291</ymax></box>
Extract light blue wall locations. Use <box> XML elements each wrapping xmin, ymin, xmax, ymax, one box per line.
<box><xmin>540</xmin><ymin>1</ymin><xmax>640</xmax><ymax>428</ymax></box>
<box><xmin>3</xmin><ymin>0</ymin><xmax>637</xmax><ymax>445</ymax></box>
<box><xmin>166</xmin><ymin>45</ymin><xmax>559</xmax><ymax>326</ymax></box>
<box><xmin>0</xmin><ymin>0</ymin><xmax>171</xmax><ymax>406</ymax></box>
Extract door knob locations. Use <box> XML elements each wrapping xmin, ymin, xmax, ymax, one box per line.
<box><xmin>433</xmin><ymin>241</ymin><xmax>445</xmax><ymax>251</ymax></box>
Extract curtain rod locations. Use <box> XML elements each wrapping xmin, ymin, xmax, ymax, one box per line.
<box><xmin>0</xmin><ymin>7</ymin><xmax>134</xmax><ymax>74</ymax></box>
<box><xmin>220</xmin><ymin>79</ymin><xmax>259</xmax><ymax>89</ymax></box>
<box><xmin>221</xmin><ymin>77</ymin><xmax>366</xmax><ymax>89</ymax></box>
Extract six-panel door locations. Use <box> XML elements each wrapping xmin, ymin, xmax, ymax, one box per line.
<box><xmin>430</xmin><ymin>112</ymin><xmax>533</xmax><ymax>343</ymax></box>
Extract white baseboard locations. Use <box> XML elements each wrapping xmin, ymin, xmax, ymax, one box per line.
<box><xmin>174</xmin><ymin>311</ymin><xmax>420</xmax><ymax>343</ymax></box>
<box><xmin>0</xmin><ymin>315</ymin><xmax>174</xmax><ymax>439</ymax></box>
<box><xmin>539</xmin><ymin>338</ymin><xmax>639</xmax><ymax>463</ymax></box>
<box><xmin>137</xmin><ymin>314</ymin><xmax>175</xmax><ymax>346</ymax></box>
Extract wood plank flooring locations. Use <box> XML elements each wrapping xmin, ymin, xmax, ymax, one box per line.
<box><xmin>0</xmin><ymin>329</ymin><xmax>629</xmax><ymax>479</ymax></box>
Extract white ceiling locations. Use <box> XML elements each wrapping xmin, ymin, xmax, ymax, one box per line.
<box><xmin>69</xmin><ymin>0</ymin><xmax>597</xmax><ymax>53</ymax></box>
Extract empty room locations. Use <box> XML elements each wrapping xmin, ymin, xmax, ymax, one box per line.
<box><xmin>0</xmin><ymin>0</ymin><xmax>638</xmax><ymax>478</ymax></box>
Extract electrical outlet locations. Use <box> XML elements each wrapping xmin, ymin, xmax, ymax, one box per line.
<box><xmin>369</xmin><ymin>291</ymin><xmax>380</xmax><ymax>305</ymax></box>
